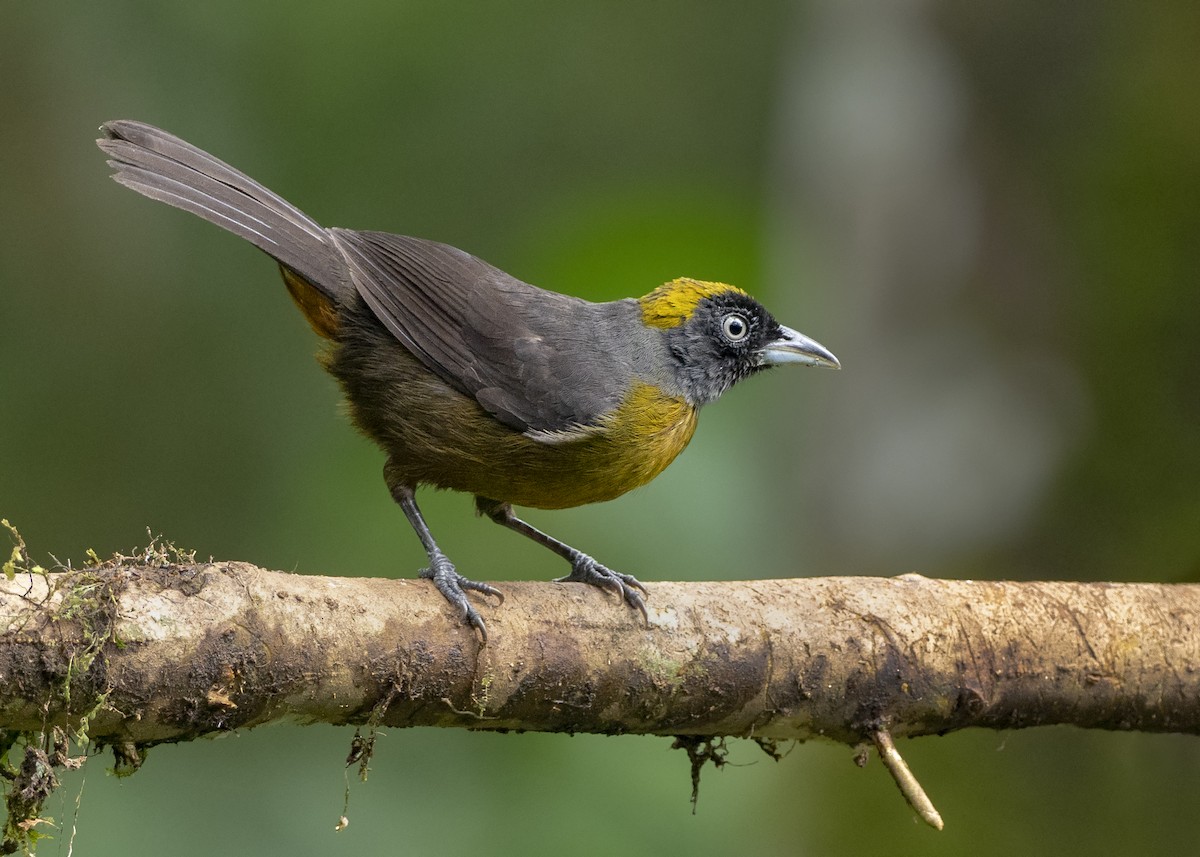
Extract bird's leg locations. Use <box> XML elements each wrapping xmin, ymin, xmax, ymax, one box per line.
<box><xmin>389</xmin><ymin>480</ymin><xmax>503</xmax><ymax>641</ymax></box>
<box><xmin>475</xmin><ymin>497</ymin><xmax>648</xmax><ymax>623</ymax></box>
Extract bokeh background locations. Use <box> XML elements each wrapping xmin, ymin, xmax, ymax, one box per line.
<box><xmin>3</xmin><ymin>1</ymin><xmax>1199</xmax><ymax>854</ymax></box>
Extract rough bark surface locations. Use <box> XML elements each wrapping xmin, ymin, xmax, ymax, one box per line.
<box><xmin>2</xmin><ymin>563</ymin><xmax>1198</xmax><ymax>745</ymax></box>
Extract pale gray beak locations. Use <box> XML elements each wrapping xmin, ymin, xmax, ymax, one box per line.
<box><xmin>758</xmin><ymin>325</ymin><xmax>840</xmax><ymax>368</ymax></box>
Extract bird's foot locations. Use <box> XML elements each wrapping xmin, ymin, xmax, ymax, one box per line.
<box><xmin>556</xmin><ymin>553</ymin><xmax>649</xmax><ymax>624</ymax></box>
<box><xmin>420</xmin><ymin>554</ymin><xmax>504</xmax><ymax>643</ymax></box>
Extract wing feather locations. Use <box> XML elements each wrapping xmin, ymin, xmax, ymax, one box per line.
<box><xmin>330</xmin><ymin>229</ymin><xmax>631</xmax><ymax>435</ymax></box>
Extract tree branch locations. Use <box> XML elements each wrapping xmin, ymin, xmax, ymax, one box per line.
<box><xmin>4</xmin><ymin>561</ymin><xmax>1197</xmax><ymax>742</ymax></box>
<box><xmin>3</xmin><ymin>559</ymin><xmax>1198</xmax><ymax>832</ymax></box>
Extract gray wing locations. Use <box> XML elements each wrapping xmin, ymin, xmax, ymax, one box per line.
<box><xmin>331</xmin><ymin>229</ymin><xmax>630</xmax><ymax>436</ymax></box>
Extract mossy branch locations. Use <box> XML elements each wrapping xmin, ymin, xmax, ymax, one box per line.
<box><xmin>9</xmin><ymin>563</ymin><xmax>1198</xmax><ymax>742</ymax></box>
<box><xmin>2</xmin><ymin>554</ymin><xmax>1199</xmax><ymax>836</ymax></box>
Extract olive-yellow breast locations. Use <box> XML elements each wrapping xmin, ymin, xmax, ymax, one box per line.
<box><xmin>98</xmin><ymin>120</ymin><xmax>839</xmax><ymax>640</ymax></box>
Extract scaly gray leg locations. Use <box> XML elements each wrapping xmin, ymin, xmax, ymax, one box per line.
<box><xmin>389</xmin><ymin>482</ymin><xmax>503</xmax><ymax>641</ymax></box>
<box><xmin>476</xmin><ymin>497</ymin><xmax>648</xmax><ymax>623</ymax></box>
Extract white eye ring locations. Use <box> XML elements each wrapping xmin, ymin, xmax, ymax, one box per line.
<box><xmin>721</xmin><ymin>312</ymin><xmax>749</xmax><ymax>342</ymax></box>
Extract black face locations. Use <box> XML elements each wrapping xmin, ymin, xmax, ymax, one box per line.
<box><xmin>667</xmin><ymin>291</ymin><xmax>784</xmax><ymax>406</ymax></box>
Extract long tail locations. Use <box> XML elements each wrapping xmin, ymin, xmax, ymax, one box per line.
<box><xmin>97</xmin><ymin>120</ymin><xmax>348</xmax><ymax>305</ymax></box>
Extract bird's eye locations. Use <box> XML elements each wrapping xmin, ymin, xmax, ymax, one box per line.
<box><xmin>721</xmin><ymin>312</ymin><xmax>749</xmax><ymax>342</ymax></box>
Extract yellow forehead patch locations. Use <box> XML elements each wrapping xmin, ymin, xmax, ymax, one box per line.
<box><xmin>638</xmin><ymin>278</ymin><xmax>748</xmax><ymax>329</ymax></box>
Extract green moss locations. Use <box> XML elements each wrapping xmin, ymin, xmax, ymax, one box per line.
<box><xmin>1</xmin><ymin>523</ymin><xmax>193</xmax><ymax>854</ymax></box>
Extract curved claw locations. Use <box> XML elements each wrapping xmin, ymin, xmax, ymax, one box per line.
<box><xmin>620</xmin><ymin>584</ymin><xmax>650</xmax><ymax>626</ymax></box>
<box><xmin>556</xmin><ymin>555</ymin><xmax>650</xmax><ymax>626</ymax></box>
<box><xmin>624</xmin><ymin>575</ymin><xmax>649</xmax><ymax>597</ymax></box>
<box><xmin>420</xmin><ymin>556</ymin><xmax>503</xmax><ymax>643</ymax></box>
<box><xmin>460</xmin><ymin>578</ymin><xmax>505</xmax><ymax>604</ymax></box>
<box><xmin>463</xmin><ymin>606</ymin><xmax>489</xmax><ymax>643</ymax></box>
<box><xmin>593</xmin><ymin>570</ymin><xmax>627</xmax><ymax>600</ymax></box>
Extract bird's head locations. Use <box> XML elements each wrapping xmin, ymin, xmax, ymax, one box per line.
<box><xmin>639</xmin><ymin>278</ymin><xmax>839</xmax><ymax>407</ymax></box>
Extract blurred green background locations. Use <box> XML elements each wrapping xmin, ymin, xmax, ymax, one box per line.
<box><xmin>3</xmin><ymin>1</ymin><xmax>1199</xmax><ymax>854</ymax></box>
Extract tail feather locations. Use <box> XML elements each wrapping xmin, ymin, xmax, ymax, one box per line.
<box><xmin>98</xmin><ymin>120</ymin><xmax>347</xmax><ymax>301</ymax></box>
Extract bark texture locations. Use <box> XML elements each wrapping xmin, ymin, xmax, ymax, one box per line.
<box><xmin>2</xmin><ymin>562</ymin><xmax>1198</xmax><ymax>745</ymax></box>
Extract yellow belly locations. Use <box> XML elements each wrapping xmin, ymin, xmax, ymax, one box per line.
<box><xmin>490</xmin><ymin>382</ymin><xmax>700</xmax><ymax>509</ymax></box>
<box><xmin>391</xmin><ymin>380</ymin><xmax>699</xmax><ymax>509</ymax></box>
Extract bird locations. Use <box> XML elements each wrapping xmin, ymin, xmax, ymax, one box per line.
<box><xmin>96</xmin><ymin>120</ymin><xmax>840</xmax><ymax>641</ymax></box>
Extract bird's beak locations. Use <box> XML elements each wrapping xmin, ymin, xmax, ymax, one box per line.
<box><xmin>758</xmin><ymin>325</ymin><xmax>841</xmax><ymax>369</ymax></box>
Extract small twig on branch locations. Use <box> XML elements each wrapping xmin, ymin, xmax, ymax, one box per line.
<box><xmin>872</xmin><ymin>727</ymin><xmax>943</xmax><ymax>830</ymax></box>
